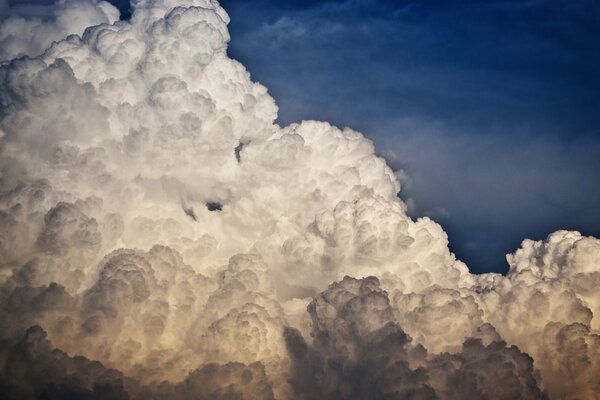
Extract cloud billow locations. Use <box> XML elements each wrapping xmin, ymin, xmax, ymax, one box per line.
<box><xmin>0</xmin><ymin>1</ymin><xmax>599</xmax><ymax>399</ymax></box>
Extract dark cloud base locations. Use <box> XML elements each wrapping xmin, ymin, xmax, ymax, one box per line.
<box><xmin>0</xmin><ymin>277</ymin><xmax>547</xmax><ymax>400</ymax></box>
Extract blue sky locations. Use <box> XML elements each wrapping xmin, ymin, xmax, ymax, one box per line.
<box><xmin>31</xmin><ymin>0</ymin><xmax>600</xmax><ymax>273</ymax></box>
<box><xmin>218</xmin><ymin>0</ymin><xmax>600</xmax><ymax>273</ymax></box>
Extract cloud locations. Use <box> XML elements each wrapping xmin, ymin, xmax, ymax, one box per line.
<box><xmin>0</xmin><ymin>324</ymin><xmax>276</xmax><ymax>400</ymax></box>
<box><xmin>0</xmin><ymin>0</ymin><xmax>119</xmax><ymax>61</ymax></box>
<box><xmin>285</xmin><ymin>276</ymin><xmax>545</xmax><ymax>399</ymax></box>
<box><xmin>0</xmin><ymin>325</ymin><xmax>129</xmax><ymax>400</ymax></box>
<box><xmin>223</xmin><ymin>0</ymin><xmax>600</xmax><ymax>275</ymax></box>
<box><xmin>0</xmin><ymin>0</ymin><xmax>598</xmax><ymax>399</ymax></box>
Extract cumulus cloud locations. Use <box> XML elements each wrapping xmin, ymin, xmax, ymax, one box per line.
<box><xmin>285</xmin><ymin>276</ymin><xmax>544</xmax><ymax>400</ymax></box>
<box><xmin>0</xmin><ymin>0</ymin><xmax>120</xmax><ymax>62</ymax></box>
<box><xmin>0</xmin><ymin>325</ymin><xmax>129</xmax><ymax>399</ymax></box>
<box><xmin>0</xmin><ymin>0</ymin><xmax>599</xmax><ymax>399</ymax></box>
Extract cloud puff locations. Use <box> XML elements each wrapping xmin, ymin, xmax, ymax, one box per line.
<box><xmin>0</xmin><ymin>325</ymin><xmax>129</xmax><ymax>400</ymax></box>
<box><xmin>0</xmin><ymin>0</ymin><xmax>119</xmax><ymax>62</ymax></box>
<box><xmin>285</xmin><ymin>276</ymin><xmax>544</xmax><ymax>399</ymax></box>
<box><xmin>0</xmin><ymin>0</ymin><xmax>599</xmax><ymax>399</ymax></box>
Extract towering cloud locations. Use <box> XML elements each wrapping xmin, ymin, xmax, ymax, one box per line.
<box><xmin>0</xmin><ymin>0</ymin><xmax>120</xmax><ymax>61</ymax></box>
<box><xmin>0</xmin><ymin>1</ymin><xmax>598</xmax><ymax>399</ymax></box>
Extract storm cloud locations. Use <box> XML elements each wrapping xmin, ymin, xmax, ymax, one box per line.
<box><xmin>0</xmin><ymin>1</ymin><xmax>599</xmax><ymax>399</ymax></box>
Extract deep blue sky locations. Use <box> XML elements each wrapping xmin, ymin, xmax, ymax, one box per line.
<box><xmin>71</xmin><ymin>1</ymin><xmax>600</xmax><ymax>273</ymax></box>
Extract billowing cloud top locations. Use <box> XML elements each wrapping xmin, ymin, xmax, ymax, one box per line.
<box><xmin>0</xmin><ymin>1</ymin><xmax>599</xmax><ymax>399</ymax></box>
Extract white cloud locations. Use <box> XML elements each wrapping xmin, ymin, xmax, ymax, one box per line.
<box><xmin>0</xmin><ymin>0</ymin><xmax>120</xmax><ymax>61</ymax></box>
<box><xmin>0</xmin><ymin>0</ymin><xmax>598</xmax><ymax>398</ymax></box>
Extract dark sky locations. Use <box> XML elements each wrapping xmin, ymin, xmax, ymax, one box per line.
<box><xmin>97</xmin><ymin>1</ymin><xmax>600</xmax><ymax>273</ymax></box>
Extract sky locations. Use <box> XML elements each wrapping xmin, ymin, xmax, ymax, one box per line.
<box><xmin>220</xmin><ymin>0</ymin><xmax>600</xmax><ymax>274</ymax></box>
<box><xmin>9</xmin><ymin>0</ymin><xmax>600</xmax><ymax>273</ymax></box>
